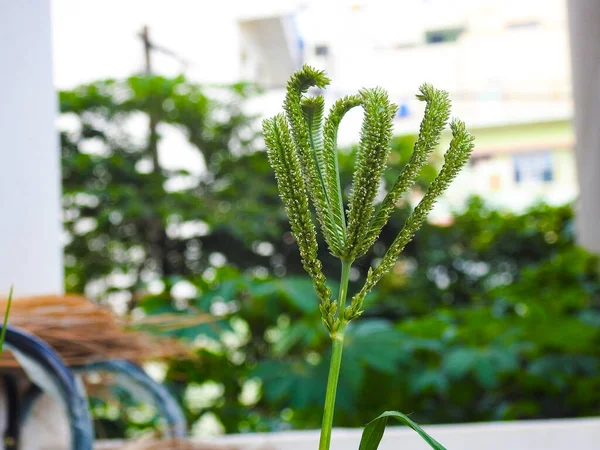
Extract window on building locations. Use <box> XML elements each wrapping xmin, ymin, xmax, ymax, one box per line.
<box><xmin>505</xmin><ymin>20</ymin><xmax>540</xmax><ymax>30</ymax></box>
<box><xmin>397</xmin><ymin>103</ymin><xmax>410</xmax><ymax>118</ymax></box>
<box><xmin>470</xmin><ymin>154</ymin><xmax>492</xmax><ymax>167</ymax></box>
<box><xmin>315</xmin><ymin>45</ymin><xmax>329</xmax><ymax>56</ymax></box>
<box><xmin>425</xmin><ymin>28</ymin><xmax>465</xmax><ymax>44</ymax></box>
<box><xmin>513</xmin><ymin>151</ymin><xmax>553</xmax><ymax>184</ymax></box>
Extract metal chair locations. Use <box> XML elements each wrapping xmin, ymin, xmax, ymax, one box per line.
<box><xmin>1</xmin><ymin>325</ymin><xmax>94</xmax><ymax>450</ymax></box>
<box><xmin>73</xmin><ymin>360</ymin><xmax>187</xmax><ymax>439</ymax></box>
<box><xmin>21</xmin><ymin>359</ymin><xmax>187</xmax><ymax>440</ymax></box>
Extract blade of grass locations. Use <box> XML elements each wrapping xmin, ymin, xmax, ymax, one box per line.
<box><xmin>0</xmin><ymin>285</ymin><xmax>14</xmax><ymax>355</ymax></box>
<box><xmin>359</xmin><ymin>411</ymin><xmax>447</xmax><ymax>450</ymax></box>
<box><xmin>359</xmin><ymin>411</ymin><xmax>446</xmax><ymax>450</ymax></box>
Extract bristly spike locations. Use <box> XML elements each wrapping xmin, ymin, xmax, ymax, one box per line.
<box><xmin>262</xmin><ymin>114</ymin><xmax>332</xmax><ymax>308</ymax></box>
<box><xmin>283</xmin><ymin>65</ymin><xmax>344</xmax><ymax>256</ymax></box>
<box><xmin>348</xmin><ymin>118</ymin><xmax>475</xmax><ymax>314</ymax></box>
<box><xmin>357</xmin><ymin>84</ymin><xmax>451</xmax><ymax>256</ymax></box>
<box><xmin>344</xmin><ymin>88</ymin><xmax>398</xmax><ymax>259</ymax></box>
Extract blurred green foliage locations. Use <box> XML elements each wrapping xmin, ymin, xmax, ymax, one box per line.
<box><xmin>60</xmin><ymin>76</ymin><xmax>600</xmax><ymax>437</ymax></box>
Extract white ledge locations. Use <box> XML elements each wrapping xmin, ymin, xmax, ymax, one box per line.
<box><xmin>200</xmin><ymin>417</ymin><xmax>600</xmax><ymax>450</ymax></box>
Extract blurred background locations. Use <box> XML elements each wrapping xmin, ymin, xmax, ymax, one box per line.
<box><xmin>2</xmin><ymin>0</ymin><xmax>600</xmax><ymax>442</ymax></box>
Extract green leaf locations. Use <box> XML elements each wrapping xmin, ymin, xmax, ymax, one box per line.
<box><xmin>408</xmin><ymin>370</ymin><xmax>449</xmax><ymax>395</ymax></box>
<box><xmin>196</xmin><ymin>280</ymin><xmax>238</xmax><ymax>312</ymax></box>
<box><xmin>359</xmin><ymin>411</ymin><xmax>447</xmax><ymax>450</ymax></box>
<box><xmin>252</xmin><ymin>358</ymin><xmax>329</xmax><ymax>409</ymax></box>
<box><xmin>443</xmin><ymin>348</ymin><xmax>477</xmax><ymax>378</ymax></box>
<box><xmin>273</xmin><ymin>321</ymin><xmax>316</xmax><ymax>356</ymax></box>
<box><xmin>280</xmin><ymin>278</ymin><xmax>320</xmax><ymax>313</ymax></box>
<box><xmin>344</xmin><ymin>320</ymin><xmax>407</xmax><ymax>373</ymax></box>
<box><xmin>245</xmin><ymin>277</ymin><xmax>318</xmax><ymax>314</ymax></box>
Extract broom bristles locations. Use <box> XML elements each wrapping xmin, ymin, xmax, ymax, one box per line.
<box><xmin>0</xmin><ymin>294</ymin><xmax>192</xmax><ymax>368</ymax></box>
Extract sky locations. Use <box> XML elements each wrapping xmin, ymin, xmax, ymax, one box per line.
<box><xmin>52</xmin><ymin>0</ymin><xmax>241</xmax><ymax>88</ymax></box>
<box><xmin>50</xmin><ymin>0</ymin><xmax>312</xmax><ymax>88</ymax></box>
<box><xmin>52</xmin><ymin>0</ymin><xmax>261</xmax><ymax>174</ymax></box>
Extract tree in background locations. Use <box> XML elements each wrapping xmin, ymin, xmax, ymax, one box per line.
<box><xmin>61</xmin><ymin>75</ymin><xmax>263</xmax><ymax>305</ymax></box>
<box><xmin>60</xmin><ymin>76</ymin><xmax>600</xmax><ymax>437</ymax></box>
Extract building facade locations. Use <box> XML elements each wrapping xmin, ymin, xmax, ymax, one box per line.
<box><xmin>237</xmin><ymin>0</ymin><xmax>576</xmax><ymax>212</ymax></box>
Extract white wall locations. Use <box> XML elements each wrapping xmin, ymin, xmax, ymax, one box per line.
<box><xmin>0</xmin><ymin>0</ymin><xmax>63</xmax><ymax>296</ymax></box>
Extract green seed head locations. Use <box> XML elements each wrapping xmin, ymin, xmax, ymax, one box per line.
<box><xmin>263</xmin><ymin>66</ymin><xmax>474</xmax><ymax>331</ymax></box>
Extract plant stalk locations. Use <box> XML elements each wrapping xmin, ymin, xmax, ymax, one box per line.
<box><xmin>0</xmin><ymin>285</ymin><xmax>14</xmax><ymax>355</ymax></box>
<box><xmin>319</xmin><ymin>259</ymin><xmax>352</xmax><ymax>450</ymax></box>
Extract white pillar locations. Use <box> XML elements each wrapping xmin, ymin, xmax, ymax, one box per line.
<box><xmin>567</xmin><ymin>0</ymin><xmax>600</xmax><ymax>253</ymax></box>
<box><xmin>0</xmin><ymin>0</ymin><xmax>63</xmax><ymax>296</ymax></box>
<box><xmin>0</xmin><ymin>2</ymin><xmax>65</xmax><ymax>449</ymax></box>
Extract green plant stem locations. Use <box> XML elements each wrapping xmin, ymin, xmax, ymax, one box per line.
<box><xmin>0</xmin><ymin>285</ymin><xmax>14</xmax><ymax>355</ymax></box>
<box><xmin>319</xmin><ymin>259</ymin><xmax>352</xmax><ymax>450</ymax></box>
